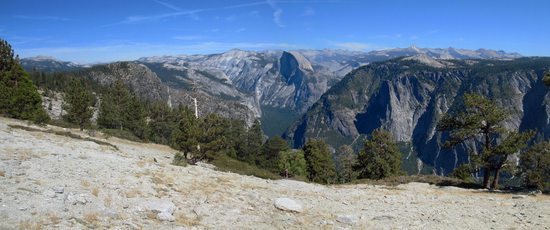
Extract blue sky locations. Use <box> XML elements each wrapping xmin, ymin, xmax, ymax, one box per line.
<box><xmin>1</xmin><ymin>0</ymin><xmax>549</xmax><ymax>63</ymax></box>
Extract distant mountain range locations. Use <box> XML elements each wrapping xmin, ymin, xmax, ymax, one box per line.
<box><xmin>21</xmin><ymin>46</ymin><xmax>524</xmax><ymax>137</ymax></box>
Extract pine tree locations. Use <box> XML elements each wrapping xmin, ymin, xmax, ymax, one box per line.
<box><xmin>278</xmin><ymin>149</ymin><xmax>307</xmax><ymax>178</ymax></box>
<box><xmin>63</xmin><ymin>79</ymin><xmax>94</xmax><ymax>130</ymax></box>
<box><xmin>259</xmin><ymin>136</ymin><xmax>289</xmax><ymax>171</ymax></box>
<box><xmin>303</xmin><ymin>139</ymin><xmax>336</xmax><ymax>184</ymax></box>
<box><xmin>146</xmin><ymin>101</ymin><xmax>175</xmax><ymax>144</ymax></box>
<box><xmin>171</xmin><ymin>106</ymin><xmax>200</xmax><ymax>160</ymax></box>
<box><xmin>240</xmin><ymin>119</ymin><xmax>263</xmax><ymax>164</ymax></box>
<box><xmin>124</xmin><ymin>95</ymin><xmax>147</xmax><ymax>138</ymax></box>
<box><xmin>437</xmin><ymin>93</ymin><xmax>534</xmax><ymax>189</ymax></box>
<box><xmin>519</xmin><ymin>141</ymin><xmax>550</xmax><ymax>191</ymax></box>
<box><xmin>198</xmin><ymin>113</ymin><xmax>231</xmax><ymax>160</ymax></box>
<box><xmin>98</xmin><ymin>80</ymin><xmax>131</xmax><ymax>130</ymax></box>
<box><xmin>355</xmin><ymin>129</ymin><xmax>402</xmax><ymax>180</ymax></box>
<box><xmin>335</xmin><ymin>145</ymin><xmax>357</xmax><ymax>183</ymax></box>
<box><xmin>0</xmin><ymin>39</ymin><xmax>48</xmax><ymax>123</ymax></box>
<box><xmin>227</xmin><ymin>119</ymin><xmax>247</xmax><ymax>159</ymax></box>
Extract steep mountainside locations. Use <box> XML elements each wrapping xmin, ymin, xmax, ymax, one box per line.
<box><xmin>22</xmin><ymin>47</ymin><xmax>523</xmax><ymax>134</ymax></box>
<box><xmin>77</xmin><ymin>62</ymin><xmax>256</xmax><ymax>124</ymax></box>
<box><xmin>285</xmin><ymin>57</ymin><xmax>550</xmax><ymax>174</ymax></box>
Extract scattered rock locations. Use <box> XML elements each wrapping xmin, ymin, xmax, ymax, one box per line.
<box><xmin>528</xmin><ymin>190</ymin><xmax>542</xmax><ymax>196</ymax></box>
<box><xmin>336</xmin><ymin>215</ymin><xmax>358</xmax><ymax>225</ymax></box>
<box><xmin>195</xmin><ymin>162</ymin><xmax>216</xmax><ymax>169</ymax></box>
<box><xmin>274</xmin><ymin>198</ymin><xmax>303</xmax><ymax>213</ymax></box>
<box><xmin>145</xmin><ymin>199</ymin><xmax>176</xmax><ymax>222</ymax></box>
<box><xmin>157</xmin><ymin>212</ymin><xmax>175</xmax><ymax>222</ymax></box>
<box><xmin>65</xmin><ymin>193</ymin><xmax>88</xmax><ymax>205</ymax></box>
<box><xmin>372</xmin><ymin>215</ymin><xmax>395</xmax><ymax>221</ymax></box>
<box><xmin>512</xmin><ymin>195</ymin><xmax>527</xmax><ymax>199</ymax></box>
<box><xmin>43</xmin><ymin>190</ymin><xmax>56</xmax><ymax>198</ymax></box>
<box><xmin>54</xmin><ymin>186</ymin><xmax>64</xmax><ymax>194</ymax></box>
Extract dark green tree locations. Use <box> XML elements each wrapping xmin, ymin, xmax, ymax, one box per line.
<box><xmin>198</xmin><ymin>113</ymin><xmax>232</xmax><ymax>160</ymax></box>
<box><xmin>124</xmin><ymin>95</ymin><xmax>147</xmax><ymax>139</ymax></box>
<box><xmin>335</xmin><ymin>145</ymin><xmax>357</xmax><ymax>183</ymax></box>
<box><xmin>226</xmin><ymin>119</ymin><xmax>247</xmax><ymax>159</ymax></box>
<box><xmin>437</xmin><ymin>93</ymin><xmax>534</xmax><ymax>189</ymax></box>
<box><xmin>0</xmin><ymin>39</ymin><xmax>48</xmax><ymax>123</ymax></box>
<box><xmin>355</xmin><ymin>129</ymin><xmax>402</xmax><ymax>180</ymax></box>
<box><xmin>171</xmin><ymin>106</ymin><xmax>200</xmax><ymax>161</ymax></box>
<box><xmin>97</xmin><ymin>79</ymin><xmax>146</xmax><ymax>139</ymax></box>
<box><xmin>239</xmin><ymin>119</ymin><xmax>263</xmax><ymax>164</ymax></box>
<box><xmin>259</xmin><ymin>136</ymin><xmax>289</xmax><ymax>171</ymax></box>
<box><xmin>485</xmin><ymin>131</ymin><xmax>534</xmax><ymax>188</ymax></box>
<box><xmin>146</xmin><ymin>101</ymin><xmax>176</xmax><ymax>144</ymax></box>
<box><xmin>63</xmin><ymin>79</ymin><xmax>94</xmax><ymax>130</ymax></box>
<box><xmin>449</xmin><ymin>164</ymin><xmax>473</xmax><ymax>182</ymax></box>
<box><xmin>278</xmin><ymin>149</ymin><xmax>307</xmax><ymax>178</ymax></box>
<box><xmin>303</xmin><ymin>139</ymin><xmax>336</xmax><ymax>184</ymax></box>
<box><xmin>98</xmin><ymin>80</ymin><xmax>131</xmax><ymax>130</ymax></box>
<box><xmin>519</xmin><ymin>141</ymin><xmax>550</xmax><ymax>191</ymax></box>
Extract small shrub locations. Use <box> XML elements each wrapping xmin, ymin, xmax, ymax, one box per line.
<box><xmin>449</xmin><ymin>164</ymin><xmax>473</xmax><ymax>182</ymax></box>
<box><xmin>172</xmin><ymin>152</ymin><xmax>187</xmax><ymax>167</ymax></box>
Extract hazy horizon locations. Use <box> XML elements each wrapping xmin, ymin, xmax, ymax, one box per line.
<box><xmin>2</xmin><ymin>0</ymin><xmax>549</xmax><ymax>63</ymax></box>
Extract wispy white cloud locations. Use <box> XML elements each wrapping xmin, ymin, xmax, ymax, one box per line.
<box><xmin>14</xmin><ymin>15</ymin><xmax>70</xmax><ymax>21</ymax></box>
<box><xmin>151</xmin><ymin>0</ymin><xmax>181</xmax><ymax>11</ymax></box>
<box><xmin>235</xmin><ymin>28</ymin><xmax>247</xmax><ymax>33</ymax></box>
<box><xmin>267</xmin><ymin>0</ymin><xmax>285</xmax><ymax>27</ymax></box>
<box><xmin>223</xmin><ymin>1</ymin><xmax>266</xmax><ymax>9</ymax></box>
<box><xmin>103</xmin><ymin>9</ymin><xmax>207</xmax><ymax>26</ymax></box>
<box><xmin>17</xmin><ymin>41</ymin><xmax>297</xmax><ymax>63</ymax></box>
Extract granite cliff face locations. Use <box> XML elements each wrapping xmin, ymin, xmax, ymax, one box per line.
<box><xmin>138</xmin><ymin>49</ymin><xmax>344</xmax><ymax>116</ymax></box>
<box><xmin>285</xmin><ymin>57</ymin><xmax>550</xmax><ymax>174</ymax></box>
<box><xmin>77</xmin><ymin>62</ymin><xmax>257</xmax><ymax>124</ymax></box>
<box><xmin>22</xmin><ymin>47</ymin><xmax>523</xmax><ymax>133</ymax></box>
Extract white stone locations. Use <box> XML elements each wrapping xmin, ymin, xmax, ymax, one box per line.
<box><xmin>145</xmin><ymin>199</ymin><xmax>176</xmax><ymax>214</ymax></box>
<box><xmin>336</xmin><ymin>215</ymin><xmax>358</xmax><ymax>225</ymax></box>
<box><xmin>53</xmin><ymin>186</ymin><xmax>64</xmax><ymax>194</ymax></box>
<box><xmin>274</xmin><ymin>198</ymin><xmax>303</xmax><ymax>213</ymax></box>
<box><xmin>157</xmin><ymin>212</ymin><xmax>176</xmax><ymax>222</ymax></box>
<box><xmin>512</xmin><ymin>195</ymin><xmax>527</xmax><ymax>199</ymax></box>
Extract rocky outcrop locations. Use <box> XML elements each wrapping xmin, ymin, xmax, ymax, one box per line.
<box><xmin>82</xmin><ymin>62</ymin><xmax>257</xmax><ymax>124</ymax></box>
<box><xmin>1</xmin><ymin>117</ymin><xmax>548</xmax><ymax>229</ymax></box>
<box><xmin>286</xmin><ymin>57</ymin><xmax>550</xmax><ymax>174</ymax></box>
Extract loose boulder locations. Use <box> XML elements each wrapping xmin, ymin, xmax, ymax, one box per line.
<box><xmin>274</xmin><ymin>197</ymin><xmax>303</xmax><ymax>213</ymax></box>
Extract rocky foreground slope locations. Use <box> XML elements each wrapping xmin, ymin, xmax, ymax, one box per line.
<box><xmin>0</xmin><ymin>117</ymin><xmax>548</xmax><ymax>229</ymax></box>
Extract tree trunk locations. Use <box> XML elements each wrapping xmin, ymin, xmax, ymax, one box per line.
<box><xmin>490</xmin><ymin>167</ymin><xmax>501</xmax><ymax>190</ymax></box>
<box><xmin>482</xmin><ymin>167</ymin><xmax>491</xmax><ymax>189</ymax></box>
